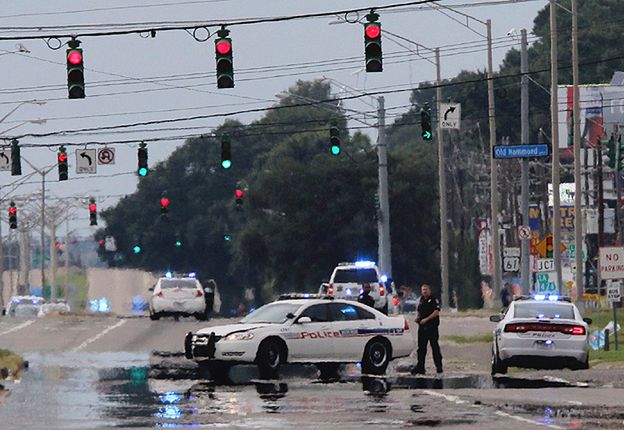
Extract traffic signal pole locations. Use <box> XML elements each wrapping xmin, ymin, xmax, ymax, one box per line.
<box><xmin>436</xmin><ymin>47</ymin><xmax>449</xmax><ymax>310</ymax></box>
<box><xmin>377</xmin><ymin>96</ymin><xmax>392</xmax><ymax>280</ymax></box>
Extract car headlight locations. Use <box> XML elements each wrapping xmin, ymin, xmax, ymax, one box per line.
<box><xmin>224</xmin><ymin>331</ymin><xmax>255</xmax><ymax>341</ymax></box>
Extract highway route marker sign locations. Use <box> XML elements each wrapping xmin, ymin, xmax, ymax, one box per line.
<box><xmin>76</xmin><ymin>149</ymin><xmax>97</xmax><ymax>174</ymax></box>
<box><xmin>440</xmin><ymin>103</ymin><xmax>461</xmax><ymax>129</ymax></box>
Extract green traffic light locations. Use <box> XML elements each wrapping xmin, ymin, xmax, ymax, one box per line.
<box><xmin>133</xmin><ymin>245</ymin><xmax>142</xmax><ymax>254</ymax></box>
<box><xmin>224</xmin><ymin>234</ymin><xmax>231</xmax><ymax>241</ymax></box>
<box><xmin>331</xmin><ymin>146</ymin><xmax>341</xmax><ymax>156</ymax></box>
<box><xmin>221</xmin><ymin>159</ymin><xmax>232</xmax><ymax>169</ymax></box>
<box><xmin>175</xmin><ymin>240</ymin><xmax>182</xmax><ymax>247</ymax></box>
<box><xmin>138</xmin><ymin>167</ymin><xmax>148</xmax><ymax>177</ymax></box>
<box><xmin>423</xmin><ymin>131</ymin><xmax>432</xmax><ymax>140</ymax></box>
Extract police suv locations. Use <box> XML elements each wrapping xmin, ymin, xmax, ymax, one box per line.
<box><xmin>489</xmin><ymin>294</ymin><xmax>591</xmax><ymax>375</ymax></box>
<box><xmin>185</xmin><ymin>295</ymin><xmax>413</xmax><ymax>380</ymax></box>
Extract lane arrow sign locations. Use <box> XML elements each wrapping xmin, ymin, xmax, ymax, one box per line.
<box><xmin>80</xmin><ymin>151</ymin><xmax>93</xmax><ymax>165</ymax></box>
<box><xmin>444</xmin><ymin>106</ymin><xmax>456</xmax><ymax>121</ymax></box>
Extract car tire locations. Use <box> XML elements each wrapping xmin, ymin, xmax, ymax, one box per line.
<box><xmin>491</xmin><ymin>349</ymin><xmax>507</xmax><ymax>375</ymax></box>
<box><xmin>198</xmin><ymin>361</ymin><xmax>232</xmax><ymax>384</ymax></box>
<box><xmin>317</xmin><ymin>363</ymin><xmax>341</xmax><ymax>381</ymax></box>
<box><xmin>149</xmin><ymin>311</ymin><xmax>160</xmax><ymax>320</ymax></box>
<box><xmin>256</xmin><ymin>338</ymin><xmax>285</xmax><ymax>380</ymax></box>
<box><xmin>576</xmin><ymin>355</ymin><xmax>590</xmax><ymax>370</ymax></box>
<box><xmin>362</xmin><ymin>338</ymin><xmax>391</xmax><ymax>375</ymax></box>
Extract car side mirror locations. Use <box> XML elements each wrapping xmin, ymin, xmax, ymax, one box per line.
<box><xmin>297</xmin><ymin>316</ymin><xmax>312</xmax><ymax>324</ymax></box>
<box><xmin>489</xmin><ymin>315</ymin><xmax>502</xmax><ymax>323</ymax></box>
<box><xmin>286</xmin><ymin>312</ymin><xmax>295</xmax><ymax>319</ymax></box>
<box><xmin>583</xmin><ymin>317</ymin><xmax>593</xmax><ymax>325</ymax></box>
<box><xmin>148</xmin><ymin>287</ymin><xmax>154</xmax><ymax>292</ymax></box>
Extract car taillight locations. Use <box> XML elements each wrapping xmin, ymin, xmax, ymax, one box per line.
<box><xmin>393</xmin><ymin>297</ymin><xmax>399</xmax><ymax>306</ymax></box>
<box><xmin>155</xmin><ymin>291</ymin><xmax>163</xmax><ymax>297</ymax></box>
<box><xmin>404</xmin><ymin>319</ymin><xmax>410</xmax><ymax>330</ymax></box>
<box><xmin>328</xmin><ymin>283</ymin><xmax>334</xmax><ymax>296</ymax></box>
<box><xmin>379</xmin><ymin>283</ymin><xmax>385</xmax><ymax>296</ymax></box>
<box><xmin>196</xmin><ymin>290</ymin><xmax>203</xmax><ymax>297</ymax></box>
<box><xmin>504</xmin><ymin>323</ymin><xmax>586</xmax><ymax>335</ymax></box>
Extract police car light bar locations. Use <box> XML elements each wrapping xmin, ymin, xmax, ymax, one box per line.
<box><xmin>354</xmin><ymin>260</ymin><xmax>376</xmax><ymax>268</ymax></box>
<box><xmin>277</xmin><ymin>293</ymin><xmax>334</xmax><ymax>301</ymax></box>
<box><xmin>514</xmin><ymin>294</ymin><xmax>571</xmax><ymax>303</ymax></box>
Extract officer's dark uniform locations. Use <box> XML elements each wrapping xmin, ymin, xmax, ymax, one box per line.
<box><xmin>358</xmin><ymin>291</ymin><xmax>375</xmax><ymax>308</ymax></box>
<box><xmin>414</xmin><ymin>295</ymin><xmax>443</xmax><ymax>374</ymax></box>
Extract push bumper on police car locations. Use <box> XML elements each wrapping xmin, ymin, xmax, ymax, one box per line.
<box><xmin>185</xmin><ymin>325</ymin><xmax>263</xmax><ymax>363</ymax></box>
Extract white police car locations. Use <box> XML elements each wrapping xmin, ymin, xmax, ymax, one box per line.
<box><xmin>489</xmin><ymin>295</ymin><xmax>591</xmax><ymax>375</ymax></box>
<box><xmin>319</xmin><ymin>261</ymin><xmax>396</xmax><ymax>314</ymax></box>
<box><xmin>149</xmin><ymin>272</ymin><xmax>207</xmax><ymax>320</ymax></box>
<box><xmin>185</xmin><ymin>295</ymin><xmax>413</xmax><ymax>380</ymax></box>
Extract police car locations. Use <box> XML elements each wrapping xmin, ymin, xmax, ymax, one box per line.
<box><xmin>319</xmin><ymin>261</ymin><xmax>396</xmax><ymax>314</ymax></box>
<box><xmin>149</xmin><ymin>272</ymin><xmax>208</xmax><ymax>320</ymax></box>
<box><xmin>489</xmin><ymin>295</ymin><xmax>592</xmax><ymax>375</ymax></box>
<box><xmin>184</xmin><ymin>295</ymin><xmax>413</xmax><ymax>380</ymax></box>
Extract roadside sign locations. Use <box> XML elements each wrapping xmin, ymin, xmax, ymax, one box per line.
<box><xmin>104</xmin><ymin>236</ymin><xmax>117</xmax><ymax>252</ymax></box>
<box><xmin>493</xmin><ymin>144</ymin><xmax>549</xmax><ymax>159</ymax></box>
<box><xmin>503</xmin><ymin>256</ymin><xmax>520</xmax><ymax>272</ymax></box>
<box><xmin>440</xmin><ymin>103</ymin><xmax>461</xmax><ymax>129</ymax></box>
<box><xmin>607</xmin><ymin>281</ymin><xmax>622</xmax><ymax>303</ymax></box>
<box><xmin>599</xmin><ymin>247</ymin><xmax>624</xmax><ymax>280</ymax></box>
<box><xmin>535</xmin><ymin>272</ymin><xmax>558</xmax><ymax>293</ymax></box>
<box><xmin>533</xmin><ymin>234</ymin><xmax>567</xmax><ymax>258</ymax></box>
<box><xmin>97</xmin><ymin>147</ymin><xmax>115</xmax><ymax>165</ymax></box>
<box><xmin>536</xmin><ymin>258</ymin><xmax>555</xmax><ymax>273</ymax></box>
<box><xmin>76</xmin><ymin>149</ymin><xmax>97</xmax><ymax>174</ymax></box>
<box><xmin>518</xmin><ymin>225</ymin><xmax>531</xmax><ymax>240</ymax></box>
<box><xmin>0</xmin><ymin>148</ymin><xmax>10</xmax><ymax>171</ymax></box>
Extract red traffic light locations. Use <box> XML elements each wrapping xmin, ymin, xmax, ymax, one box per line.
<box><xmin>58</xmin><ymin>152</ymin><xmax>68</xmax><ymax>162</ymax></box>
<box><xmin>216</xmin><ymin>40</ymin><xmax>232</xmax><ymax>55</ymax></box>
<box><xmin>8</xmin><ymin>207</ymin><xmax>16</xmax><ymax>215</ymax></box>
<box><xmin>160</xmin><ymin>197</ymin><xmax>170</xmax><ymax>207</ymax></box>
<box><xmin>55</xmin><ymin>242</ymin><xmax>63</xmax><ymax>250</ymax></box>
<box><xmin>235</xmin><ymin>189</ymin><xmax>244</xmax><ymax>198</ymax></box>
<box><xmin>98</xmin><ymin>239</ymin><xmax>105</xmax><ymax>245</ymax></box>
<box><xmin>365</xmin><ymin>24</ymin><xmax>381</xmax><ymax>39</ymax></box>
<box><xmin>67</xmin><ymin>50</ymin><xmax>83</xmax><ymax>65</ymax></box>
<box><xmin>89</xmin><ymin>203</ymin><xmax>97</xmax><ymax>212</ymax></box>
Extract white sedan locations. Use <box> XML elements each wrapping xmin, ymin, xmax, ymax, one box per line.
<box><xmin>184</xmin><ymin>296</ymin><xmax>413</xmax><ymax>380</ymax></box>
<box><xmin>489</xmin><ymin>295</ymin><xmax>591</xmax><ymax>375</ymax></box>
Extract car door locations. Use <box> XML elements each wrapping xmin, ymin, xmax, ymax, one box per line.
<box><xmin>328</xmin><ymin>302</ymin><xmax>375</xmax><ymax>360</ymax></box>
<box><xmin>286</xmin><ymin>303</ymin><xmax>333</xmax><ymax>361</ymax></box>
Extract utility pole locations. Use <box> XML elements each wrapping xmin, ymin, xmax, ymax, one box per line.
<box><xmin>520</xmin><ymin>29</ymin><xmax>531</xmax><ymax>295</ymax></box>
<box><xmin>65</xmin><ymin>217</ymin><xmax>70</xmax><ymax>302</ymax></box>
<box><xmin>0</xmin><ymin>206</ymin><xmax>4</xmax><ymax>311</ymax></box>
<box><xmin>550</xmin><ymin>0</ymin><xmax>563</xmax><ymax>292</ymax></box>
<box><xmin>40</xmin><ymin>172</ymin><xmax>46</xmax><ymax>294</ymax></box>
<box><xmin>436</xmin><ymin>47</ymin><xmax>449</xmax><ymax>310</ymax></box>
<box><xmin>572</xmin><ymin>0</ymin><xmax>584</xmax><ymax>299</ymax></box>
<box><xmin>487</xmin><ymin>19</ymin><xmax>501</xmax><ymax>298</ymax></box>
<box><xmin>377</xmin><ymin>96</ymin><xmax>392</xmax><ymax>279</ymax></box>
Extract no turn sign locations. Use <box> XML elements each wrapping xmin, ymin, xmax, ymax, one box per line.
<box><xmin>97</xmin><ymin>147</ymin><xmax>115</xmax><ymax>165</ymax></box>
<box><xmin>518</xmin><ymin>225</ymin><xmax>531</xmax><ymax>240</ymax></box>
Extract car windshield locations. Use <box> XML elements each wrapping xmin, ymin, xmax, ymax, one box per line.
<box><xmin>13</xmin><ymin>298</ymin><xmax>44</xmax><ymax>305</ymax></box>
<box><xmin>160</xmin><ymin>279</ymin><xmax>197</xmax><ymax>289</ymax></box>
<box><xmin>514</xmin><ymin>302</ymin><xmax>575</xmax><ymax>320</ymax></box>
<box><xmin>240</xmin><ymin>302</ymin><xmax>302</xmax><ymax>324</ymax></box>
<box><xmin>333</xmin><ymin>268</ymin><xmax>377</xmax><ymax>283</ymax></box>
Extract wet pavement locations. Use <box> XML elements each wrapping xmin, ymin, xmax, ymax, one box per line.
<box><xmin>1</xmin><ymin>352</ymin><xmax>623</xmax><ymax>430</ymax></box>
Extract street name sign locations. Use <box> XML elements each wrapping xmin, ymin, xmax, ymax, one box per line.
<box><xmin>440</xmin><ymin>103</ymin><xmax>461</xmax><ymax>129</ymax></box>
<box><xmin>599</xmin><ymin>247</ymin><xmax>624</xmax><ymax>280</ymax></box>
<box><xmin>493</xmin><ymin>144</ymin><xmax>549</xmax><ymax>159</ymax></box>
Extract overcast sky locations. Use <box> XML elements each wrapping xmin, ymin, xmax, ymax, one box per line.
<box><xmin>0</xmin><ymin>0</ymin><xmax>547</xmax><ymax>237</ymax></box>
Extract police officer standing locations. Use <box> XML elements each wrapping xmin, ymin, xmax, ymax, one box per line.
<box><xmin>358</xmin><ymin>283</ymin><xmax>375</xmax><ymax>308</ymax></box>
<box><xmin>412</xmin><ymin>284</ymin><xmax>443</xmax><ymax>375</ymax></box>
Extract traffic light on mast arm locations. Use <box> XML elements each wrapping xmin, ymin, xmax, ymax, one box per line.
<box><xmin>235</xmin><ymin>188</ymin><xmax>244</xmax><ymax>210</ymax></box>
<box><xmin>215</xmin><ymin>27</ymin><xmax>234</xmax><ymax>88</ymax></box>
<box><xmin>8</xmin><ymin>201</ymin><xmax>17</xmax><ymax>230</ymax></box>
<box><xmin>138</xmin><ymin>143</ymin><xmax>148</xmax><ymax>177</ymax></box>
<box><xmin>66</xmin><ymin>38</ymin><xmax>85</xmax><ymax>99</ymax></box>
<box><xmin>605</xmin><ymin>135</ymin><xmax>624</xmax><ymax>170</ymax></box>
<box><xmin>420</xmin><ymin>103</ymin><xmax>432</xmax><ymax>141</ymax></box>
<box><xmin>89</xmin><ymin>197</ymin><xmax>97</xmax><ymax>226</ymax></box>
<box><xmin>364</xmin><ymin>11</ymin><xmax>382</xmax><ymax>72</ymax></box>
<box><xmin>58</xmin><ymin>145</ymin><xmax>68</xmax><ymax>181</ymax></box>
<box><xmin>221</xmin><ymin>134</ymin><xmax>232</xmax><ymax>169</ymax></box>
<box><xmin>11</xmin><ymin>139</ymin><xmax>21</xmax><ymax>176</ymax></box>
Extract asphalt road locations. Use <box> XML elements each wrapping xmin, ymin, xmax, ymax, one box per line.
<box><xmin>0</xmin><ymin>315</ymin><xmax>623</xmax><ymax>429</ymax></box>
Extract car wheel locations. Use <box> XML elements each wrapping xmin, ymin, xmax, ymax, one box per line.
<box><xmin>256</xmin><ymin>339</ymin><xmax>285</xmax><ymax>379</ymax></box>
<box><xmin>491</xmin><ymin>349</ymin><xmax>507</xmax><ymax>375</ymax></box>
<box><xmin>149</xmin><ymin>311</ymin><xmax>160</xmax><ymax>320</ymax></box>
<box><xmin>317</xmin><ymin>363</ymin><xmax>341</xmax><ymax>381</ymax></box>
<box><xmin>576</xmin><ymin>355</ymin><xmax>590</xmax><ymax>370</ymax></box>
<box><xmin>362</xmin><ymin>338</ymin><xmax>391</xmax><ymax>375</ymax></box>
<box><xmin>198</xmin><ymin>361</ymin><xmax>232</xmax><ymax>384</ymax></box>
